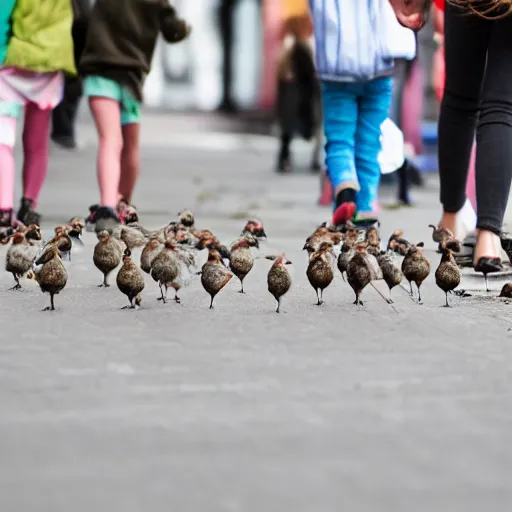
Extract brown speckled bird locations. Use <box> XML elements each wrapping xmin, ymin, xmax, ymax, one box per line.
<box><xmin>140</xmin><ymin>236</ymin><xmax>164</xmax><ymax>274</ymax></box>
<box><xmin>402</xmin><ymin>242</ymin><xmax>431</xmax><ymax>303</ymax></box>
<box><xmin>150</xmin><ymin>241</ymin><xmax>180</xmax><ymax>303</ymax></box>
<box><xmin>267</xmin><ymin>253</ymin><xmax>292</xmax><ymax>313</ymax></box>
<box><xmin>306</xmin><ymin>241</ymin><xmax>334</xmax><ymax>305</ymax></box>
<box><xmin>201</xmin><ymin>249</ymin><xmax>233</xmax><ymax>309</ymax></box>
<box><xmin>229</xmin><ymin>236</ymin><xmax>259</xmax><ymax>293</ymax></box>
<box><xmin>242</xmin><ymin>219</ymin><xmax>267</xmax><ymax>239</ymax></box>
<box><xmin>347</xmin><ymin>242</ymin><xmax>383</xmax><ymax>306</ymax></box>
<box><xmin>377</xmin><ymin>251</ymin><xmax>402</xmax><ymax>301</ymax></box>
<box><xmin>5</xmin><ymin>232</ymin><xmax>38</xmax><ymax>290</ymax></box>
<box><xmin>337</xmin><ymin>242</ymin><xmax>355</xmax><ymax>281</ymax></box>
<box><xmin>366</xmin><ymin>226</ymin><xmax>381</xmax><ymax>256</ymax></box>
<box><xmin>435</xmin><ymin>238</ymin><xmax>461</xmax><ymax>307</ymax></box>
<box><xmin>34</xmin><ymin>246</ymin><xmax>68</xmax><ymax>311</ymax></box>
<box><xmin>178</xmin><ymin>209</ymin><xmax>195</xmax><ymax>231</ymax></box>
<box><xmin>303</xmin><ymin>227</ymin><xmax>343</xmax><ymax>254</ymax></box>
<box><xmin>499</xmin><ymin>283</ymin><xmax>512</xmax><ymax>298</ymax></box>
<box><xmin>120</xmin><ymin>226</ymin><xmax>147</xmax><ymax>250</ymax></box>
<box><xmin>116</xmin><ymin>249</ymin><xmax>145</xmax><ymax>309</ymax></box>
<box><xmin>93</xmin><ymin>230</ymin><xmax>123</xmax><ymax>287</ymax></box>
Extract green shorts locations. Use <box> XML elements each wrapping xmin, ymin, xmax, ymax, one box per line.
<box><xmin>83</xmin><ymin>75</ymin><xmax>141</xmax><ymax>125</ymax></box>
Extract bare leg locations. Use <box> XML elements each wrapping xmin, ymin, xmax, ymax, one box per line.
<box><xmin>119</xmin><ymin>123</ymin><xmax>141</xmax><ymax>203</ymax></box>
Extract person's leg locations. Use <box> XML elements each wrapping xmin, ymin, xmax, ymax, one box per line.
<box><xmin>89</xmin><ymin>96</ymin><xmax>123</xmax><ymax>209</ymax></box>
<box><xmin>354</xmin><ymin>77</ymin><xmax>393</xmax><ymax>216</ymax></box>
<box><xmin>438</xmin><ymin>3</ymin><xmax>490</xmax><ymax>238</ymax></box>
<box><xmin>0</xmin><ymin>114</ymin><xmax>17</xmax><ymax>228</ymax></box>
<box><xmin>474</xmin><ymin>13</ymin><xmax>512</xmax><ymax>260</ymax></box>
<box><xmin>18</xmin><ymin>103</ymin><xmax>52</xmax><ymax>225</ymax></box>
<box><xmin>218</xmin><ymin>0</ymin><xmax>236</xmax><ymax>111</ymax></box>
<box><xmin>51</xmin><ymin>92</ymin><xmax>79</xmax><ymax>148</ymax></box>
<box><xmin>321</xmin><ymin>81</ymin><xmax>358</xmax><ymax>225</ymax></box>
<box><xmin>119</xmin><ymin>123</ymin><xmax>140</xmax><ymax>204</ymax></box>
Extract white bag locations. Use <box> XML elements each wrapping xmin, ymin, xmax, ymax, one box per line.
<box><xmin>379</xmin><ymin>118</ymin><xmax>405</xmax><ymax>175</ymax></box>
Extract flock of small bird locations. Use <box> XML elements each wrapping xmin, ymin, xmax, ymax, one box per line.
<box><xmin>1</xmin><ymin>208</ymin><xmax>511</xmax><ymax>312</ymax></box>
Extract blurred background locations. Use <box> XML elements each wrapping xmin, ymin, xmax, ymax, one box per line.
<box><xmin>141</xmin><ymin>0</ymin><xmax>438</xmax><ymax>173</ymax></box>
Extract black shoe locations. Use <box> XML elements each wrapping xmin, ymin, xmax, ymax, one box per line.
<box><xmin>17</xmin><ymin>198</ymin><xmax>41</xmax><ymax>226</ymax></box>
<box><xmin>51</xmin><ymin>134</ymin><xmax>77</xmax><ymax>150</ymax></box>
<box><xmin>93</xmin><ymin>206</ymin><xmax>120</xmax><ymax>234</ymax></box>
<box><xmin>474</xmin><ymin>257</ymin><xmax>503</xmax><ymax>292</ymax></box>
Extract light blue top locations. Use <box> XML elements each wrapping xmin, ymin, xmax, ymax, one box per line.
<box><xmin>309</xmin><ymin>0</ymin><xmax>415</xmax><ymax>83</ymax></box>
<box><xmin>0</xmin><ymin>0</ymin><xmax>15</xmax><ymax>66</ymax></box>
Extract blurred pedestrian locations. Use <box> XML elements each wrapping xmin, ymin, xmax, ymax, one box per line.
<box><xmin>217</xmin><ymin>0</ymin><xmax>262</xmax><ymax>113</ymax></box>
<box><xmin>51</xmin><ymin>0</ymin><xmax>91</xmax><ymax>150</ymax></box>
<box><xmin>432</xmin><ymin>0</ymin><xmax>477</xmax><ymax>218</ymax></box>
<box><xmin>80</xmin><ymin>0</ymin><xmax>191</xmax><ymax>233</ymax></box>
<box><xmin>435</xmin><ymin>0</ymin><xmax>512</xmax><ymax>278</ymax></box>
<box><xmin>0</xmin><ymin>0</ymin><xmax>76</xmax><ymax>231</ymax></box>
<box><xmin>275</xmin><ymin>9</ymin><xmax>322</xmax><ymax>173</ymax></box>
<box><xmin>310</xmin><ymin>0</ymin><xmax>415</xmax><ymax>228</ymax></box>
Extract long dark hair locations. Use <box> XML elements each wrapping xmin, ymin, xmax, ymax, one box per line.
<box><xmin>448</xmin><ymin>0</ymin><xmax>512</xmax><ymax>18</ymax></box>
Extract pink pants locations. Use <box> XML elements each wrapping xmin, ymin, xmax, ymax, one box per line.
<box><xmin>433</xmin><ymin>44</ymin><xmax>477</xmax><ymax>211</ymax></box>
<box><xmin>0</xmin><ymin>104</ymin><xmax>51</xmax><ymax>211</ymax></box>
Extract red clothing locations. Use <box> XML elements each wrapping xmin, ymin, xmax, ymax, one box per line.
<box><xmin>434</xmin><ymin>0</ymin><xmax>444</xmax><ymax>10</ymax></box>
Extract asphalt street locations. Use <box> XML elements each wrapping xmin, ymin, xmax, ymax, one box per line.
<box><xmin>1</xmin><ymin>112</ymin><xmax>512</xmax><ymax>512</ymax></box>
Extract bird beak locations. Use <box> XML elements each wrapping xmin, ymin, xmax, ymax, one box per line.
<box><xmin>285</xmin><ymin>260</ymin><xmax>292</xmax><ymax>265</ymax></box>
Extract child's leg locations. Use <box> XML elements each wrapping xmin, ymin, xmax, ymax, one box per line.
<box><xmin>355</xmin><ymin>77</ymin><xmax>393</xmax><ymax>215</ymax></box>
<box><xmin>118</xmin><ymin>90</ymin><xmax>142</xmax><ymax>205</ymax></box>
<box><xmin>119</xmin><ymin>123</ymin><xmax>140</xmax><ymax>203</ymax></box>
<box><xmin>321</xmin><ymin>81</ymin><xmax>358</xmax><ymax>225</ymax></box>
<box><xmin>89</xmin><ymin>96</ymin><xmax>122</xmax><ymax>208</ymax></box>
<box><xmin>0</xmin><ymin>115</ymin><xmax>17</xmax><ymax>224</ymax></box>
<box><xmin>21</xmin><ymin>103</ymin><xmax>51</xmax><ymax>209</ymax></box>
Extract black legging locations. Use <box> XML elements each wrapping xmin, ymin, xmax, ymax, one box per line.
<box><xmin>439</xmin><ymin>3</ymin><xmax>512</xmax><ymax>235</ymax></box>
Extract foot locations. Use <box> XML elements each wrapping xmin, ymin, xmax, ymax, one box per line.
<box><xmin>17</xmin><ymin>198</ymin><xmax>41</xmax><ymax>226</ymax></box>
<box><xmin>277</xmin><ymin>155</ymin><xmax>292</xmax><ymax>173</ymax></box>
<box><xmin>92</xmin><ymin>207</ymin><xmax>120</xmax><ymax>234</ymax></box>
<box><xmin>439</xmin><ymin>199</ymin><xmax>477</xmax><ymax>242</ymax></box>
<box><xmin>332</xmin><ymin>188</ymin><xmax>357</xmax><ymax>227</ymax></box>
<box><xmin>42</xmin><ymin>307</ymin><xmax>55</xmax><ymax>312</ymax></box>
<box><xmin>51</xmin><ymin>134</ymin><xmax>77</xmax><ymax>150</ymax></box>
<box><xmin>9</xmin><ymin>283</ymin><xmax>21</xmax><ymax>291</ymax></box>
<box><xmin>217</xmin><ymin>98</ymin><xmax>238</xmax><ymax>113</ymax></box>
<box><xmin>474</xmin><ymin>230</ymin><xmax>501</xmax><ymax>265</ymax></box>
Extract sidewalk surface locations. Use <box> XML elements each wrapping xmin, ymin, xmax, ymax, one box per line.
<box><xmin>1</xmin><ymin>111</ymin><xmax>512</xmax><ymax>512</ymax></box>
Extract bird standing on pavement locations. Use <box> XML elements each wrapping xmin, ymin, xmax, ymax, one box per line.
<box><xmin>33</xmin><ymin>245</ymin><xmax>68</xmax><ymax>311</ymax></box>
<box><xmin>149</xmin><ymin>241</ymin><xmax>180</xmax><ymax>303</ymax></box>
<box><xmin>93</xmin><ymin>230</ymin><xmax>123</xmax><ymax>287</ymax></box>
<box><xmin>435</xmin><ymin>238</ymin><xmax>461</xmax><ymax>307</ymax></box>
<box><xmin>402</xmin><ymin>242</ymin><xmax>431</xmax><ymax>303</ymax></box>
<box><xmin>5</xmin><ymin>233</ymin><xmax>38</xmax><ymax>290</ymax></box>
<box><xmin>337</xmin><ymin>242</ymin><xmax>355</xmax><ymax>281</ymax></box>
<box><xmin>201</xmin><ymin>249</ymin><xmax>233</xmax><ymax>309</ymax></box>
<box><xmin>229</xmin><ymin>235</ymin><xmax>259</xmax><ymax>293</ymax></box>
<box><xmin>347</xmin><ymin>242</ymin><xmax>383</xmax><ymax>306</ymax></box>
<box><xmin>116</xmin><ymin>249</ymin><xmax>145</xmax><ymax>309</ymax></box>
<box><xmin>140</xmin><ymin>236</ymin><xmax>164</xmax><ymax>274</ymax></box>
<box><xmin>377</xmin><ymin>251</ymin><xmax>402</xmax><ymax>301</ymax></box>
<box><xmin>306</xmin><ymin>241</ymin><xmax>334</xmax><ymax>305</ymax></box>
<box><xmin>267</xmin><ymin>253</ymin><xmax>292</xmax><ymax>313</ymax></box>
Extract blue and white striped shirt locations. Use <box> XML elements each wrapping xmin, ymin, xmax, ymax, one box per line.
<box><xmin>309</xmin><ymin>0</ymin><xmax>415</xmax><ymax>83</ymax></box>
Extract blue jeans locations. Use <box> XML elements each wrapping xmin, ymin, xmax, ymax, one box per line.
<box><xmin>322</xmin><ymin>77</ymin><xmax>392</xmax><ymax>213</ymax></box>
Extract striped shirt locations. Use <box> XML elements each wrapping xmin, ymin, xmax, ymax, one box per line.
<box><xmin>309</xmin><ymin>0</ymin><xmax>411</xmax><ymax>82</ymax></box>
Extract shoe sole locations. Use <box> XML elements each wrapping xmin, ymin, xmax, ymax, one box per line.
<box><xmin>332</xmin><ymin>202</ymin><xmax>356</xmax><ymax>227</ymax></box>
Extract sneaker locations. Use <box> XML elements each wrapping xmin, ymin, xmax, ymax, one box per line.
<box><xmin>93</xmin><ymin>206</ymin><xmax>120</xmax><ymax>234</ymax></box>
<box><xmin>332</xmin><ymin>188</ymin><xmax>357</xmax><ymax>227</ymax></box>
<box><xmin>17</xmin><ymin>198</ymin><xmax>41</xmax><ymax>226</ymax></box>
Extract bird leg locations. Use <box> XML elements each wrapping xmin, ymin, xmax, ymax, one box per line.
<box><xmin>209</xmin><ymin>295</ymin><xmax>215</xmax><ymax>309</ymax></box>
<box><xmin>315</xmin><ymin>289</ymin><xmax>322</xmax><ymax>306</ymax></box>
<box><xmin>417</xmin><ymin>284</ymin><xmax>423</xmax><ymax>304</ymax></box>
<box><xmin>121</xmin><ymin>297</ymin><xmax>136</xmax><ymax>310</ymax></box>
<box><xmin>444</xmin><ymin>292</ymin><xmax>451</xmax><ymax>308</ymax></box>
<box><xmin>43</xmin><ymin>293</ymin><xmax>56</xmax><ymax>311</ymax></box>
<box><xmin>341</xmin><ymin>272</ymin><xmax>345</xmax><ymax>282</ymax></box>
<box><xmin>409</xmin><ymin>281</ymin><xmax>414</xmax><ymax>296</ymax></box>
<box><xmin>9</xmin><ymin>273</ymin><xmax>21</xmax><ymax>291</ymax></box>
<box><xmin>276</xmin><ymin>298</ymin><xmax>280</xmax><ymax>313</ymax></box>
<box><xmin>174</xmin><ymin>292</ymin><xmax>181</xmax><ymax>304</ymax></box>
<box><xmin>157</xmin><ymin>283</ymin><xmax>167</xmax><ymax>303</ymax></box>
<box><xmin>98</xmin><ymin>274</ymin><xmax>110</xmax><ymax>288</ymax></box>
<box><xmin>238</xmin><ymin>280</ymin><xmax>245</xmax><ymax>294</ymax></box>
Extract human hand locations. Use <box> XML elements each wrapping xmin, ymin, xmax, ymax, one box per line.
<box><xmin>388</xmin><ymin>0</ymin><xmax>433</xmax><ymax>30</ymax></box>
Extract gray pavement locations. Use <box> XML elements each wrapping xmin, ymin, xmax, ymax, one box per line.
<box><xmin>1</xmin><ymin>112</ymin><xmax>512</xmax><ymax>512</ymax></box>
